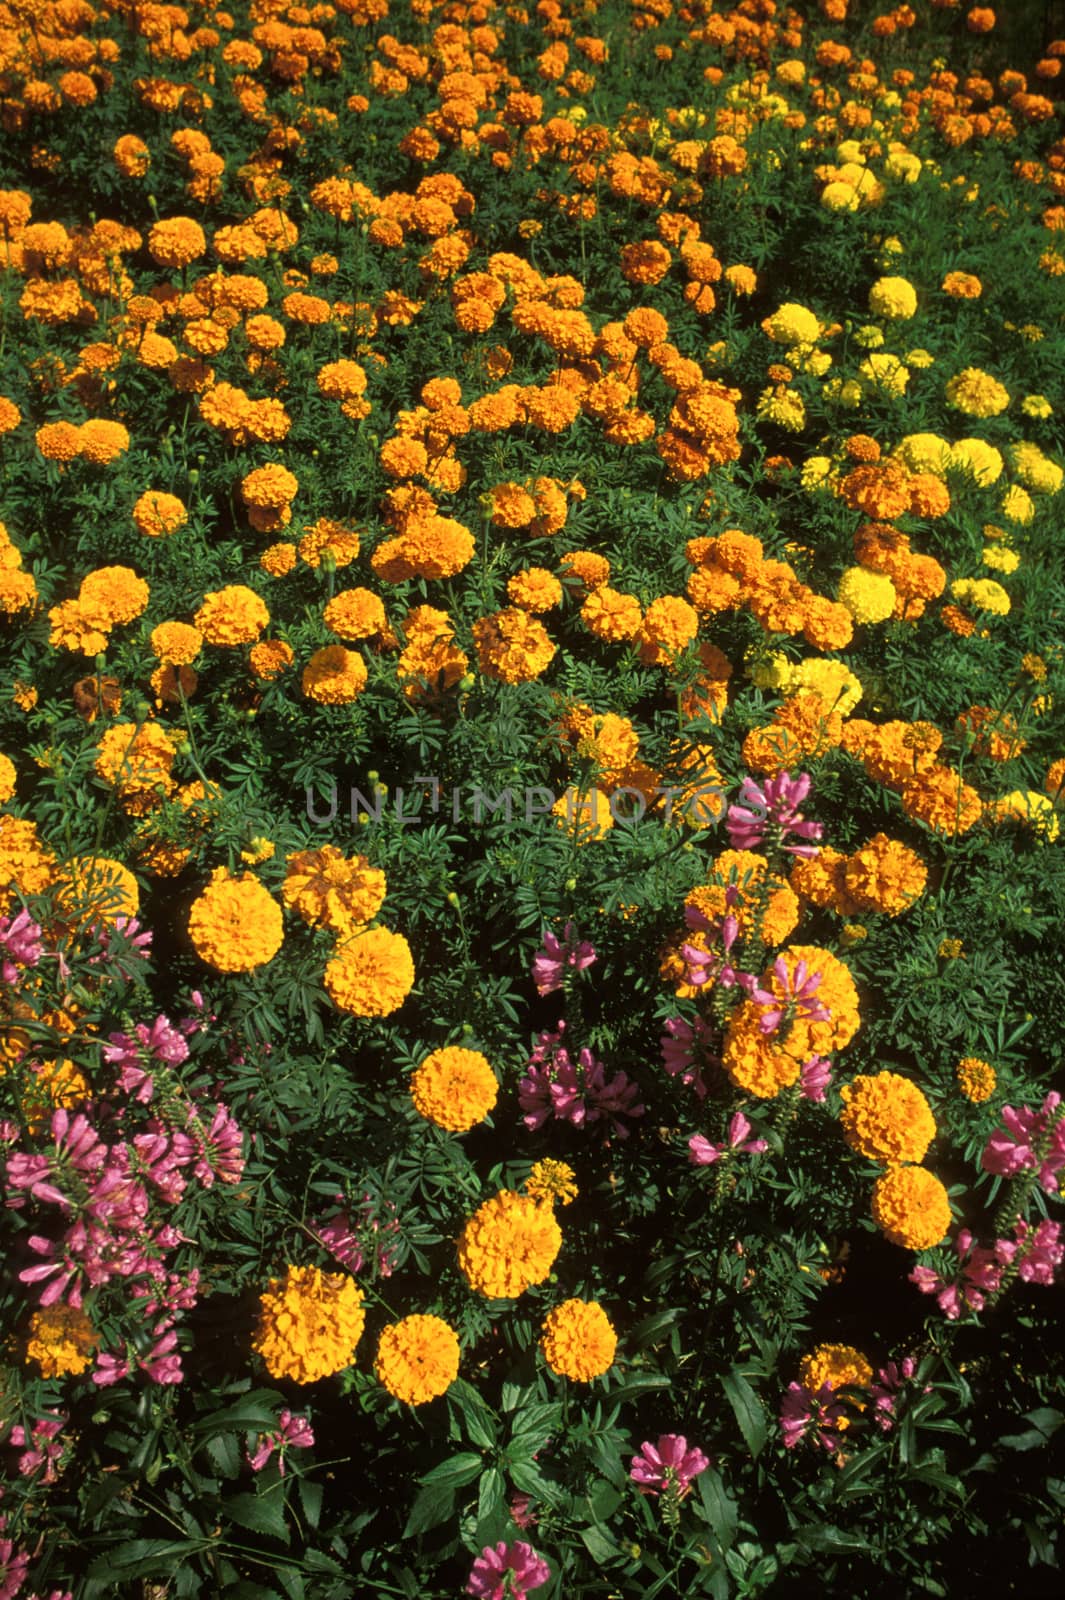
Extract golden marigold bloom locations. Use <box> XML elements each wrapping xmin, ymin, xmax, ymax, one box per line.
<box><xmin>0</xmin><ymin>753</ymin><xmax>14</xmax><ymax>804</ymax></box>
<box><xmin>249</xmin><ymin>639</ymin><xmax>295</xmax><ymax>680</ymax></box>
<box><xmin>472</xmin><ymin>608</ymin><xmax>555</xmax><ymax>684</ymax></box>
<box><xmin>900</xmin><ymin>766</ymin><xmax>982</xmax><ymax>837</ymax></box>
<box><xmin>0</xmin><ymin>815</ymin><xmax>56</xmax><ymax>911</ymax></box>
<box><xmin>150</xmin><ymin>621</ymin><xmax>202</xmax><ymax>665</ymax></box>
<box><xmin>36</xmin><ymin>421</ymin><xmax>83</xmax><ymax>463</ymax></box>
<box><xmin>525</xmin><ymin>1159</ymin><xmax>578</xmax><ymax>1207</ymax></box>
<box><xmin>302</xmin><ymin>645</ymin><xmax>368</xmax><ymax>705</ymax></box>
<box><xmin>945</xmin><ymin>367</ymin><xmax>1009</xmax><ymax>417</ymax></box>
<box><xmin>843</xmin><ymin>834</ymin><xmax>927</xmax><ymax>915</ymax></box>
<box><xmin>114</xmin><ymin>135</ymin><xmax>150</xmax><ymax>178</ymax></box>
<box><xmin>133</xmin><ymin>490</ymin><xmax>187</xmax><ymax>538</ymax></box>
<box><xmin>411</xmin><ymin>1046</ymin><xmax>499</xmax><ymax>1133</ymax></box>
<box><xmin>762</xmin><ymin>302</ymin><xmax>820</xmax><ymax>345</ymax></box>
<box><xmin>148</xmin><ymin>216</ymin><xmax>207</xmax><ymax>270</ymax></box>
<box><xmin>80</xmin><ymin>566</ymin><xmax>149</xmax><ymax>626</ymax></box>
<box><xmin>375</xmin><ymin>1315</ymin><xmax>460</xmax><ymax>1406</ymax></box>
<box><xmin>94</xmin><ymin>722</ymin><xmax>177</xmax><ymax>812</ymax></box>
<box><xmin>838</xmin><ymin>567</ymin><xmax>896</xmax><ymax>624</ymax></box>
<box><xmin>195</xmin><ymin>585</ymin><xmax>269</xmax><ymax>645</ymax></box>
<box><xmin>553</xmin><ymin>787</ymin><xmax>613</xmax><ymax>842</ymax></box>
<box><xmin>26</xmin><ymin>1303</ymin><xmax>97</xmax><ymax>1377</ymax></box>
<box><xmin>540</xmin><ymin>1299</ymin><xmax>617</xmax><ymax>1381</ymax></box>
<box><xmin>507</xmin><ymin>568</ymin><xmax>563</xmax><ymax>613</ymax></box>
<box><xmin>458</xmin><ymin>1190</ymin><xmax>562</xmax><ymax>1299</ymax></box>
<box><xmin>957</xmin><ymin>1057</ymin><xmax>996</xmax><ymax>1103</ymax></box>
<box><xmin>321</xmin><ymin>589</ymin><xmax>387</xmax><ymax>642</ymax></box>
<box><xmin>635</xmin><ymin>595</ymin><xmax>699</xmax><ymax>666</ymax></box>
<box><xmin>282</xmin><ymin>846</ymin><xmax>385</xmax><ymax>935</ymax></box>
<box><xmin>986</xmin><ymin>789</ymin><xmax>1059</xmax><ymax>842</ymax></box>
<box><xmin>188</xmin><ymin>867</ymin><xmax>283</xmax><ymax>973</ymax></box>
<box><xmin>54</xmin><ymin>855</ymin><xmax>139</xmax><ymax>924</ymax></box>
<box><xmin>581</xmin><ymin>587</ymin><xmax>643</xmax><ymax>641</ymax></box>
<box><xmin>324</xmin><ymin>926</ymin><xmax>415</xmax><ymax>1018</ymax></box>
<box><xmin>868</xmin><ymin>276</ymin><xmax>917</xmax><ymax>319</ymax></box>
<box><xmin>840</xmin><ymin>1072</ymin><xmax>936</xmax><ymax>1165</ymax></box>
<box><xmin>799</xmin><ymin>1343</ymin><xmax>872</xmax><ymax>1393</ymax></box>
<box><xmin>872</xmin><ymin>1166</ymin><xmax>951</xmax><ymax>1251</ymax></box>
<box><xmin>242</xmin><ymin>463</ymin><xmax>299</xmax><ymax>509</ymax></box>
<box><xmin>253</xmin><ymin>1264</ymin><xmax>365</xmax><ymax>1383</ymax></box>
<box><xmin>942</xmin><ymin>271</ymin><xmax>981</xmax><ymax>298</ymax></box>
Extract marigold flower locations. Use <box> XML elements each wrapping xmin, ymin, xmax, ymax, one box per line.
<box><xmin>872</xmin><ymin>1166</ymin><xmax>951</xmax><ymax>1250</ymax></box>
<box><xmin>411</xmin><ymin>1047</ymin><xmax>499</xmax><ymax>1133</ymax></box>
<box><xmin>324</xmin><ymin>926</ymin><xmax>415</xmax><ymax>1017</ymax></box>
<box><xmin>799</xmin><ymin>1343</ymin><xmax>872</xmax><ymax>1394</ymax></box>
<box><xmin>252</xmin><ymin>1265</ymin><xmax>364</xmax><ymax>1384</ymax></box>
<box><xmin>957</xmin><ymin>1057</ymin><xmax>996</xmax><ymax>1103</ymax></box>
<box><xmin>945</xmin><ymin>367</ymin><xmax>1009</xmax><ymax>417</ymax></box>
<box><xmin>302</xmin><ymin>646</ymin><xmax>368</xmax><ymax>705</ymax></box>
<box><xmin>148</xmin><ymin>216</ymin><xmax>207</xmax><ymax>270</ymax></box>
<box><xmin>187</xmin><ymin>866</ymin><xmax>279</xmax><ymax>977</ymax></box>
<box><xmin>282</xmin><ymin>846</ymin><xmax>385</xmax><ymax>935</ymax></box>
<box><xmin>26</xmin><ymin>1304</ymin><xmax>97</xmax><ymax>1377</ymax></box>
<box><xmin>457</xmin><ymin>1190</ymin><xmax>562</xmax><ymax>1299</ymax></box>
<box><xmin>133</xmin><ymin>491</ymin><xmax>187</xmax><ymax>538</ymax></box>
<box><xmin>843</xmin><ymin>834</ymin><xmax>927</xmax><ymax>915</ymax></box>
<box><xmin>195</xmin><ymin>585</ymin><xmax>269</xmax><ymax>645</ymax></box>
<box><xmin>540</xmin><ymin>1299</ymin><xmax>617</xmax><ymax>1381</ymax></box>
<box><xmin>375</xmin><ymin>1315</ymin><xmax>460</xmax><ymax>1405</ymax></box>
<box><xmin>840</xmin><ymin>1072</ymin><xmax>937</xmax><ymax>1164</ymax></box>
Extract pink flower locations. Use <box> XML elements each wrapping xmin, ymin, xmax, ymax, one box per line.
<box><xmin>10</xmin><ymin>1413</ymin><xmax>65</xmax><ymax>1483</ymax></box>
<box><xmin>0</xmin><ymin>908</ymin><xmax>44</xmax><ymax>981</ymax></box>
<box><xmin>248</xmin><ymin>1410</ymin><xmax>315</xmax><ymax>1475</ymax></box>
<box><xmin>466</xmin><ymin>1541</ymin><xmax>551</xmax><ymax>1600</ymax></box>
<box><xmin>509</xmin><ymin>1491</ymin><xmax>537</xmax><ymax>1531</ymax></box>
<box><xmin>869</xmin><ymin>1358</ymin><xmax>920</xmax><ymax>1433</ymax></box>
<box><xmin>981</xmin><ymin>1093</ymin><xmax>1065</xmax><ymax>1192</ymax></box>
<box><xmin>779</xmin><ymin>1380</ymin><xmax>846</xmax><ymax>1453</ymax></box>
<box><xmin>660</xmin><ymin>1015</ymin><xmax>715</xmax><ymax>1100</ymax></box>
<box><xmin>0</xmin><ymin>1526</ymin><xmax>29</xmax><ymax>1600</ymax></box>
<box><xmin>688</xmin><ymin>1112</ymin><xmax>768</xmax><ymax>1166</ymax></box>
<box><xmin>726</xmin><ymin>771</ymin><xmax>823</xmax><ymax>858</ymax></box>
<box><xmin>518</xmin><ymin>1023</ymin><xmax>643</xmax><ymax>1139</ymax></box>
<box><xmin>629</xmin><ymin>1434</ymin><xmax>709</xmax><ymax>1498</ymax></box>
<box><xmin>1012</xmin><ymin>1219</ymin><xmax>1063</xmax><ymax>1285</ymax></box>
<box><xmin>799</xmin><ymin>1054</ymin><xmax>833</xmax><ymax>1101</ymax></box>
<box><xmin>742</xmin><ymin>955</ymin><xmax>830</xmax><ymax>1035</ymax></box>
<box><xmin>531</xmin><ymin>922</ymin><xmax>597</xmax><ymax>996</ymax></box>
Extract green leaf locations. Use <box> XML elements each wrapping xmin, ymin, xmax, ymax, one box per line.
<box><xmin>403</xmin><ymin>1482</ymin><xmax>456</xmax><ymax>1538</ymax></box>
<box><xmin>477</xmin><ymin>1465</ymin><xmax>507</xmax><ymax>1530</ymax></box>
<box><xmin>201</xmin><ymin>1432</ymin><xmax>242</xmax><ymax>1479</ymax></box>
<box><xmin>223</xmin><ymin>1491</ymin><xmax>291</xmax><ymax>1545</ymax></box>
<box><xmin>580</xmin><ymin>1525</ymin><xmax>619</xmax><ymax>1564</ymax></box>
<box><xmin>697</xmin><ymin>1468</ymin><xmax>738</xmax><ymax>1551</ymax></box>
<box><xmin>722</xmin><ymin>1369</ymin><xmax>768</xmax><ymax>1459</ymax></box>
<box><xmin>296</xmin><ymin>1476</ymin><xmax>323</xmax><ymax>1531</ymax></box>
<box><xmin>86</xmin><ymin>1541</ymin><xmax>205</xmax><ymax>1582</ymax></box>
<box><xmin>419</xmin><ymin>1451</ymin><xmax>485</xmax><ymax>1489</ymax></box>
<box><xmin>450</xmin><ymin>1377</ymin><xmax>499</xmax><ymax>1449</ymax></box>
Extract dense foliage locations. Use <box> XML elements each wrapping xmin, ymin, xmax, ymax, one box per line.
<box><xmin>0</xmin><ymin>0</ymin><xmax>1063</xmax><ymax>1595</ymax></box>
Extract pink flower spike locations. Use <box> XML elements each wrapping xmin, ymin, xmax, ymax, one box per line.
<box><xmin>466</xmin><ymin>1540</ymin><xmax>551</xmax><ymax>1600</ymax></box>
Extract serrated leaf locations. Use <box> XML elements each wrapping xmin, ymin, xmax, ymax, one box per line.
<box><xmin>697</xmin><ymin>1468</ymin><xmax>738</xmax><ymax>1551</ymax></box>
<box><xmin>722</xmin><ymin>1370</ymin><xmax>767</xmax><ymax>1459</ymax></box>
<box><xmin>223</xmin><ymin>1491</ymin><xmax>290</xmax><ymax>1545</ymax></box>
<box><xmin>403</xmin><ymin>1482</ymin><xmax>456</xmax><ymax>1538</ymax></box>
<box><xmin>580</xmin><ymin>1525</ymin><xmax>619</xmax><ymax>1564</ymax></box>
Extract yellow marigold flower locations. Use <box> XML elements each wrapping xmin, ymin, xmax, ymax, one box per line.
<box><xmin>843</xmin><ymin>834</ymin><xmax>927</xmax><ymax>915</ymax></box>
<box><xmin>799</xmin><ymin>1343</ymin><xmax>872</xmax><ymax>1393</ymax></box>
<box><xmin>525</xmin><ymin>1159</ymin><xmax>578</xmax><ymax>1207</ymax></box>
<box><xmin>250</xmin><ymin>639</ymin><xmax>294</xmax><ymax>679</ymax></box>
<box><xmin>858</xmin><ymin>353</ymin><xmax>909</xmax><ymax>396</ymax></box>
<box><xmin>942</xmin><ymin>271</ymin><xmax>981</xmax><ymax>298</ymax></box>
<box><xmin>956</xmin><ymin>1057</ymin><xmax>996</xmax><ymax>1103</ymax></box>
<box><xmin>410</xmin><ymin>1046</ymin><xmax>499</xmax><ymax>1133</ymax></box>
<box><xmin>949</xmin><ymin>438</ymin><xmax>1003</xmax><ymax>485</ymax></box>
<box><xmin>950</xmin><ymin>577</ymin><xmax>1010</xmax><ymax>616</ymax></box>
<box><xmin>457</xmin><ymin>1190</ymin><xmax>562</xmax><ymax>1298</ymax></box>
<box><xmin>195</xmin><ymin>585</ymin><xmax>269</xmax><ymax>645</ymax></box>
<box><xmin>20</xmin><ymin>1058</ymin><xmax>91</xmax><ymax>1135</ymax></box>
<box><xmin>26</xmin><ymin>1303</ymin><xmax>97</xmax><ymax>1377</ymax></box>
<box><xmin>0</xmin><ymin>815</ymin><xmax>56</xmax><ymax>911</ymax></box>
<box><xmin>552</xmin><ymin>786</ymin><xmax>613</xmax><ymax>841</ymax></box>
<box><xmin>188</xmin><ymin>867</ymin><xmax>283</xmax><ymax>973</ymax></box>
<box><xmin>150</xmin><ymin>621</ymin><xmax>202</xmax><ymax>665</ymax></box>
<box><xmin>472</xmin><ymin>608</ymin><xmax>555</xmax><ymax>684</ymax></box>
<box><xmin>252</xmin><ymin>1264</ymin><xmax>364</xmax><ymax>1383</ymax></box>
<box><xmin>375</xmin><ymin>1315</ymin><xmax>461</xmax><ymax>1405</ymax></box>
<box><xmin>148</xmin><ymin>216</ymin><xmax>207</xmax><ymax>270</ymax></box>
<box><xmin>282</xmin><ymin>846</ymin><xmax>386</xmax><ymax>934</ymax></box>
<box><xmin>324</xmin><ymin>588</ymin><xmax>387</xmax><ymax>640</ymax></box>
<box><xmin>54</xmin><ymin>855</ymin><xmax>139</xmax><ymax>923</ymax></box>
<box><xmin>1021</xmin><ymin>395</ymin><xmax>1052</xmax><ymax>419</ymax></box>
<box><xmin>838</xmin><ymin>567</ymin><xmax>896</xmax><ymax>624</ymax></box>
<box><xmin>78</xmin><ymin>419</ymin><xmax>131</xmax><ymax>466</ymax></box>
<box><xmin>840</xmin><ymin>1072</ymin><xmax>936</xmax><ymax>1165</ymax></box>
<box><xmin>1000</xmin><ymin>485</ymin><xmax>1034</xmax><ymax>526</ymax></box>
<box><xmin>241</xmin><ymin>837</ymin><xmax>275</xmax><ymax>866</ymax></box>
<box><xmin>986</xmin><ymin>790</ymin><xmax>1059</xmax><ymax>842</ymax></box>
<box><xmin>581</xmin><ymin>587</ymin><xmax>642</xmax><ymax>641</ymax></box>
<box><xmin>0</xmin><ymin>753</ymin><xmax>15</xmax><ymax>804</ymax></box>
<box><xmin>507</xmin><ymin>567</ymin><xmax>563</xmax><ymax>613</ymax></box>
<box><xmin>324</xmin><ymin>926</ymin><xmax>415</xmax><ymax>1017</ymax></box>
<box><xmin>868</xmin><ymin>276</ymin><xmax>917</xmax><ymax>319</ymax></box>
<box><xmin>242</xmin><ymin>463</ymin><xmax>299</xmax><ymax>510</ymax></box>
<box><xmin>261</xmin><ymin>542</ymin><xmax>298</xmax><ymax>578</ymax></box>
<box><xmin>945</xmin><ymin>367</ymin><xmax>1009</xmax><ymax>418</ymax></box>
<box><xmin>540</xmin><ymin>1299</ymin><xmax>617</xmax><ymax>1381</ymax></box>
<box><xmin>872</xmin><ymin>1166</ymin><xmax>951</xmax><ymax>1250</ymax></box>
<box><xmin>94</xmin><ymin>723</ymin><xmax>177</xmax><ymax>812</ymax></box>
<box><xmin>762</xmin><ymin>303</ymin><xmax>820</xmax><ymax>345</ymax></box>
<box><xmin>80</xmin><ymin>566</ymin><xmax>149</xmax><ymax>626</ymax></box>
<box><xmin>133</xmin><ymin>490</ymin><xmax>187</xmax><ymax>538</ymax></box>
<box><xmin>938</xmin><ymin>938</ymin><xmax>964</xmax><ymax>960</ymax></box>
<box><xmin>302</xmin><ymin>645</ymin><xmax>368</xmax><ymax>706</ymax></box>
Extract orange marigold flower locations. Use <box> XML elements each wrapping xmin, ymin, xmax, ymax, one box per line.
<box><xmin>188</xmin><ymin>866</ymin><xmax>283</xmax><ymax>973</ymax></box>
<box><xmin>302</xmin><ymin>645</ymin><xmax>368</xmax><ymax>705</ymax></box>
<box><xmin>148</xmin><ymin>216</ymin><xmax>207</xmax><ymax>270</ymax></box>
<box><xmin>324</xmin><ymin>925</ymin><xmax>415</xmax><ymax>1017</ymax></box>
